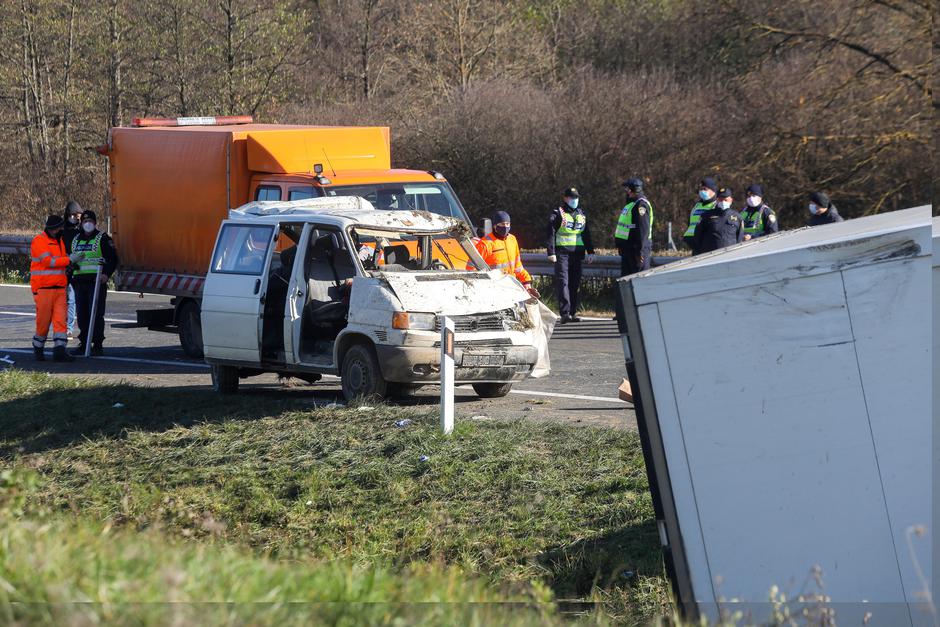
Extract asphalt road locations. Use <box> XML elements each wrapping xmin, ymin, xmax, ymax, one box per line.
<box><xmin>0</xmin><ymin>284</ymin><xmax>635</xmax><ymax>429</ymax></box>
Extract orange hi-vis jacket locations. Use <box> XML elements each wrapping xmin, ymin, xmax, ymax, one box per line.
<box><xmin>29</xmin><ymin>231</ymin><xmax>70</xmax><ymax>291</ymax></box>
<box><xmin>475</xmin><ymin>233</ymin><xmax>532</xmax><ymax>284</ymax></box>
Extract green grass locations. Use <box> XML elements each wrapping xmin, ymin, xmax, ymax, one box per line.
<box><xmin>0</xmin><ymin>369</ymin><xmax>669</xmax><ymax>624</ymax></box>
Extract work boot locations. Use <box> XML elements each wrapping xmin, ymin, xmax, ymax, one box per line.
<box><xmin>70</xmin><ymin>344</ymin><xmax>86</xmax><ymax>356</ymax></box>
<box><xmin>53</xmin><ymin>346</ymin><xmax>75</xmax><ymax>362</ymax></box>
<box><xmin>90</xmin><ymin>344</ymin><xmax>103</xmax><ymax>357</ymax></box>
<box><xmin>33</xmin><ymin>346</ymin><xmax>45</xmax><ymax>361</ymax></box>
<box><xmin>560</xmin><ymin>315</ymin><xmax>572</xmax><ymax>324</ymax></box>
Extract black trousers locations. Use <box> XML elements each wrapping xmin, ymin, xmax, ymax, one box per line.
<box><xmin>554</xmin><ymin>253</ymin><xmax>583</xmax><ymax>317</ymax></box>
<box><xmin>615</xmin><ymin>246</ymin><xmax>650</xmax><ymax>333</ymax></box>
<box><xmin>73</xmin><ymin>280</ymin><xmax>108</xmax><ymax>346</ymax></box>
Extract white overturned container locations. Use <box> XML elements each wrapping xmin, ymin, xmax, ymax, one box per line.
<box><xmin>619</xmin><ymin>206</ymin><xmax>933</xmax><ymax>625</ymax></box>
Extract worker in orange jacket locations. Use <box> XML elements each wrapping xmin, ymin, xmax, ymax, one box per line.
<box><xmin>30</xmin><ymin>215</ymin><xmax>84</xmax><ymax>362</ymax></box>
<box><xmin>474</xmin><ymin>211</ymin><xmax>540</xmax><ymax>299</ymax></box>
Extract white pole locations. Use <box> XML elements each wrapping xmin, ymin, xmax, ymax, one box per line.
<box><xmin>85</xmin><ymin>262</ymin><xmax>103</xmax><ymax>358</ymax></box>
<box><xmin>440</xmin><ymin>316</ymin><xmax>454</xmax><ymax>434</ymax></box>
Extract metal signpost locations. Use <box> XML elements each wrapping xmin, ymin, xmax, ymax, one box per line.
<box><xmin>84</xmin><ymin>262</ymin><xmax>103</xmax><ymax>358</ymax></box>
<box><xmin>440</xmin><ymin>316</ymin><xmax>454</xmax><ymax>434</ymax></box>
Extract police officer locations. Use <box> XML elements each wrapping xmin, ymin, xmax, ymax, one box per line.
<box><xmin>683</xmin><ymin>177</ymin><xmax>718</xmax><ymax>249</ymax></box>
<box><xmin>692</xmin><ymin>187</ymin><xmax>743</xmax><ymax>255</ymax></box>
<box><xmin>740</xmin><ymin>184</ymin><xmax>779</xmax><ymax>240</ymax></box>
<box><xmin>807</xmin><ymin>192</ymin><xmax>844</xmax><ymax>226</ymax></box>
<box><xmin>547</xmin><ymin>187</ymin><xmax>594</xmax><ymax>323</ymax></box>
<box><xmin>614</xmin><ymin>178</ymin><xmax>653</xmax><ymax>276</ymax></box>
<box><xmin>70</xmin><ymin>210</ymin><xmax>119</xmax><ymax>356</ymax></box>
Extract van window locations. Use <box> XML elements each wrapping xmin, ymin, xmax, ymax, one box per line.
<box><xmin>324</xmin><ymin>183</ymin><xmax>468</xmax><ymax>221</ymax></box>
<box><xmin>289</xmin><ymin>187</ymin><xmax>316</xmax><ymax>201</ymax></box>
<box><xmin>255</xmin><ymin>186</ymin><xmax>281</xmax><ymax>201</ymax></box>
<box><xmin>210</xmin><ymin>224</ymin><xmax>274</xmax><ymax>275</ymax></box>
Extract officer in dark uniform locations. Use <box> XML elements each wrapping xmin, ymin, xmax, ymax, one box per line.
<box><xmin>807</xmin><ymin>191</ymin><xmax>844</xmax><ymax>226</ymax></box>
<box><xmin>740</xmin><ymin>184</ymin><xmax>779</xmax><ymax>240</ymax></box>
<box><xmin>692</xmin><ymin>187</ymin><xmax>744</xmax><ymax>255</ymax></box>
<box><xmin>614</xmin><ymin>178</ymin><xmax>653</xmax><ymax>276</ymax></box>
<box><xmin>546</xmin><ymin>187</ymin><xmax>594</xmax><ymax>323</ymax></box>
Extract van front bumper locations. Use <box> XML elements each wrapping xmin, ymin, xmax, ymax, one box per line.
<box><xmin>375</xmin><ymin>344</ymin><xmax>538</xmax><ymax>384</ymax></box>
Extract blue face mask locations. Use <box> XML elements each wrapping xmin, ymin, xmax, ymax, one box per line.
<box><xmin>494</xmin><ymin>225</ymin><xmax>511</xmax><ymax>239</ymax></box>
<box><xmin>808</xmin><ymin>203</ymin><xmax>819</xmax><ymax>215</ymax></box>
<box><xmin>699</xmin><ymin>190</ymin><xmax>714</xmax><ymax>201</ymax></box>
<box><xmin>565</xmin><ymin>197</ymin><xmax>579</xmax><ymax>210</ymax></box>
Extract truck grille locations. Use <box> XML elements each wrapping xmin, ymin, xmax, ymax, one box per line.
<box><xmin>436</xmin><ymin>308</ymin><xmax>517</xmax><ymax>333</ymax></box>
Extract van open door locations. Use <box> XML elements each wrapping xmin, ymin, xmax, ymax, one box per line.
<box><xmin>201</xmin><ymin>223</ymin><xmax>275</xmax><ymax>362</ymax></box>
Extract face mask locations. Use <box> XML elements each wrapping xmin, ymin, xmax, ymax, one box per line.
<box><xmin>746</xmin><ymin>196</ymin><xmax>762</xmax><ymax>208</ymax></box>
<box><xmin>565</xmin><ymin>197</ymin><xmax>579</xmax><ymax>210</ymax></box>
<box><xmin>493</xmin><ymin>225</ymin><xmax>511</xmax><ymax>239</ymax></box>
<box><xmin>68</xmin><ymin>215</ymin><xmax>79</xmax><ymax>224</ymax></box>
<box><xmin>699</xmin><ymin>190</ymin><xmax>714</xmax><ymax>201</ymax></box>
<box><xmin>82</xmin><ymin>221</ymin><xmax>95</xmax><ymax>233</ymax></box>
<box><xmin>808</xmin><ymin>203</ymin><xmax>819</xmax><ymax>215</ymax></box>
<box><xmin>718</xmin><ymin>200</ymin><xmax>731</xmax><ymax>210</ymax></box>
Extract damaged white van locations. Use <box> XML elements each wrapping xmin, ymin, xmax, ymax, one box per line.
<box><xmin>201</xmin><ymin>197</ymin><xmax>552</xmax><ymax>401</ymax></box>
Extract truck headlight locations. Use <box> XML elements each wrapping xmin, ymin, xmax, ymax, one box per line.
<box><xmin>391</xmin><ymin>312</ymin><xmax>437</xmax><ymax>330</ymax></box>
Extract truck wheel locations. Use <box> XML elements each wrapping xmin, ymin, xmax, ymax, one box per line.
<box><xmin>472</xmin><ymin>382</ymin><xmax>513</xmax><ymax>398</ymax></box>
<box><xmin>211</xmin><ymin>364</ymin><xmax>239</xmax><ymax>394</ymax></box>
<box><xmin>341</xmin><ymin>344</ymin><xmax>387</xmax><ymax>402</ymax></box>
<box><xmin>178</xmin><ymin>301</ymin><xmax>204</xmax><ymax>359</ymax></box>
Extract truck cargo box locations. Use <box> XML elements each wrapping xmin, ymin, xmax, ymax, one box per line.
<box><xmin>618</xmin><ymin>207</ymin><xmax>932</xmax><ymax>625</ymax></box>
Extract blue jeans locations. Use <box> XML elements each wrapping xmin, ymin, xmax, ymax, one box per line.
<box><xmin>67</xmin><ymin>284</ymin><xmax>76</xmax><ymax>333</ymax></box>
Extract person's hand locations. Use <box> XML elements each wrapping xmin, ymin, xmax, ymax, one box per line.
<box><xmin>97</xmin><ymin>273</ymin><xmax>109</xmax><ymax>285</ymax></box>
<box><xmin>524</xmin><ymin>283</ymin><xmax>540</xmax><ymax>299</ymax></box>
<box><xmin>547</xmin><ymin>254</ymin><xmax>557</xmax><ymax>263</ymax></box>
<box><xmin>68</xmin><ymin>251</ymin><xmax>85</xmax><ymax>263</ymax></box>
<box><xmin>743</xmin><ymin>234</ymin><xmax>752</xmax><ymax>241</ymax></box>
<box><xmin>586</xmin><ymin>254</ymin><xmax>595</xmax><ymax>264</ymax></box>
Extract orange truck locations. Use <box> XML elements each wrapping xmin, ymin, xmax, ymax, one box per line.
<box><xmin>101</xmin><ymin>116</ymin><xmax>477</xmax><ymax>357</ymax></box>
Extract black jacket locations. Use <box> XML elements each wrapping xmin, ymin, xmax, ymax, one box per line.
<box><xmin>615</xmin><ymin>196</ymin><xmax>653</xmax><ymax>253</ymax></box>
<box><xmin>546</xmin><ymin>205</ymin><xmax>595</xmax><ymax>256</ymax></box>
<box><xmin>70</xmin><ymin>229</ymin><xmax>119</xmax><ymax>281</ymax></box>
<box><xmin>807</xmin><ymin>205</ymin><xmax>844</xmax><ymax>226</ymax></box>
<box><xmin>61</xmin><ymin>212</ymin><xmax>81</xmax><ymax>255</ymax></box>
<box><xmin>692</xmin><ymin>207</ymin><xmax>744</xmax><ymax>255</ymax></box>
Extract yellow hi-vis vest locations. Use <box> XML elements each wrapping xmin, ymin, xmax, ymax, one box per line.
<box><xmin>614</xmin><ymin>199</ymin><xmax>653</xmax><ymax>241</ymax></box>
<box><xmin>683</xmin><ymin>200</ymin><xmax>716</xmax><ymax>238</ymax></box>
<box><xmin>555</xmin><ymin>209</ymin><xmax>586</xmax><ymax>247</ymax></box>
<box><xmin>71</xmin><ymin>232</ymin><xmax>104</xmax><ymax>275</ymax></box>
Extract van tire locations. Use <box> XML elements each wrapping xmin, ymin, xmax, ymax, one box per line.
<box><xmin>178</xmin><ymin>300</ymin><xmax>204</xmax><ymax>359</ymax></box>
<box><xmin>472</xmin><ymin>382</ymin><xmax>512</xmax><ymax>398</ymax></box>
<box><xmin>341</xmin><ymin>343</ymin><xmax>387</xmax><ymax>402</ymax></box>
<box><xmin>211</xmin><ymin>364</ymin><xmax>239</xmax><ymax>394</ymax></box>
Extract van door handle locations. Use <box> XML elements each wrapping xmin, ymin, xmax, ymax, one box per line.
<box><xmin>253</xmin><ymin>278</ymin><xmax>261</xmax><ymax>294</ymax></box>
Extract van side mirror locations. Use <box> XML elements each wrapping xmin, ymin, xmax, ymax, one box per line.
<box><xmin>478</xmin><ymin>218</ymin><xmax>492</xmax><ymax>238</ymax></box>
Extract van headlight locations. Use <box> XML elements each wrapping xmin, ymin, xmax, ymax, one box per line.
<box><xmin>391</xmin><ymin>312</ymin><xmax>437</xmax><ymax>330</ymax></box>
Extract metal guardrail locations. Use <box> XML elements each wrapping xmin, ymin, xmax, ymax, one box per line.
<box><xmin>0</xmin><ymin>233</ymin><xmax>680</xmax><ymax>277</ymax></box>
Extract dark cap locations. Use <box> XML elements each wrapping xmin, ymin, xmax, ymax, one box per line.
<box><xmin>492</xmin><ymin>210</ymin><xmax>511</xmax><ymax>225</ymax></box>
<box><xmin>809</xmin><ymin>191</ymin><xmax>830</xmax><ymax>208</ymax></box>
<box><xmin>746</xmin><ymin>184</ymin><xmax>764</xmax><ymax>197</ymax></box>
<box><xmin>622</xmin><ymin>178</ymin><xmax>644</xmax><ymax>192</ymax></box>
<box><xmin>80</xmin><ymin>209</ymin><xmax>98</xmax><ymax>223</ymax></box>
<box><xmin>563</xmin><ymin>187</ymin><xmax>579</xmax><ymax>198</ymax></box>
<box><xmin>44</xmin><ymin>214</ymin><xmax>65</xmax><ymax>230</ymax></box>
<box><xmin>700</xmin><ymin>177</ymin><xmax>718</xmax><ymax>192</ymax></box>
<box><xmin>64</xmin><ymin>200</ymin><xmax>83</xmax><ymax>215</ymax></box>
<box><xmin>716</xmin><ymin>187</ymin><xmax>733</xmax><ymax>200</ymax></box>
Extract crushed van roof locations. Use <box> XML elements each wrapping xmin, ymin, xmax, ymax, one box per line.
<box><xmin>230</xmin><ymin>197</ymin><xmax>463</xmax><ymax>231</ymax></box>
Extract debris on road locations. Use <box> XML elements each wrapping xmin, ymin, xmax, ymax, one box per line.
<box><xmin>112</xmin><ymin>402</ymin><xmax>125</xmax><ymax>409</ymax></box>
<box><xmin>394</xmin><ymin>419</ymin><xmax>413</xmax><ymax>428</ymax></box>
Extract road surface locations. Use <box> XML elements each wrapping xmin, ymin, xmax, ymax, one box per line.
<box><xmin>0</xmin><ymin>284</ymin><xmax>635</xmax><ymax>428</ymax></box>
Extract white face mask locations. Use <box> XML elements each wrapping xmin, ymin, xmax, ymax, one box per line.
<box><xmin>82</xmin><ymin>221</ymin><xmax>95</xmax><ymax>233</ymax></box>
<box><xmin>718</xmin><ymin>200</ymin><xmax>732</xmax><ymax>210</ymax></box>
<box><xmin>746</xmin><ymin>196</ymin><xmax>762</xmax><ymax>208</ymax></box>
<box><xmin>808</xmin><ymin>203</ymin><xmax>819</xmax><ymax>215</ymax></box>
<box><xmin>68</xmin><ymin>215</ymin><xmax>80</xmax><ymax>224</ymax></box>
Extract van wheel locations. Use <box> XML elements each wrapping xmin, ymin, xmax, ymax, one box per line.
<box><xmin>211</xmin><ymin>364</ymin><xmax>239</xmax><ymax>394</ymax></box>
<box><xmin>178</xmin><ymin>301</ymin><xmax>204</xmax><ymax>359</ymax></box>
<box><xmin>341</xmin><ymin>344</ymin><xmax>387</xmax><ymax>402</ymax></box>
<box><xmin>472</xmin><ymin>382</ymin><xmax>512</xmax><ymax>398</ymax></box>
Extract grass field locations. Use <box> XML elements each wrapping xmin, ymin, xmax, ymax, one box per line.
<box><xmin>0</xmin><ymin>369</ymin><xmax>669</xmax><ymax>625</ymax></box>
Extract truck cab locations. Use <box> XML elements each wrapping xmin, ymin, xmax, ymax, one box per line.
<box><xmin>201</xmin><ymin>196</ymin><xmax>548</xmax><ymax>401</ymax></box>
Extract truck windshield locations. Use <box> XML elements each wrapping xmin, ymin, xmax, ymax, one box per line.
<box><xmin>323</xmin><ymin>183</ymin><xmax>468</xmax><ymax>222</ymax></box>
<box><xmin>349</xmin><ymin>227</ymin><xmax>486</xmax><ymax>274</ymax></box>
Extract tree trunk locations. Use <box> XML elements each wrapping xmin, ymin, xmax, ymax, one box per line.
<box><xmin>62</xmin><ymin>0</ymin><xmax>75</xmax><ymax>177</ymax></box>
<box><xmin>108</xmin><ymin>0</ymin><xmax>123</xmax><ymax>129</ymax></box>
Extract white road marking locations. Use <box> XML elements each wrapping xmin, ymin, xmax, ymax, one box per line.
<box><xmin>0</xmin><ymin>309</ymin><xmax>136</xmax><ymax>324</ymax></box>
<box><xmin>508</xmin><ymin>388</ymin><xmax>627</xmax><ymax>404</ymax></box>
<box><xmin>0</xmin><ymin>347</ymin><xmax>209</xmax><ymax>369</ymax></box>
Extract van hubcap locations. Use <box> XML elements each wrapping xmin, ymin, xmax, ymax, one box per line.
<box><xmin>348</xmin><ymin>360</ymin><xmax>366</xmax><ymax>391</ymax></box>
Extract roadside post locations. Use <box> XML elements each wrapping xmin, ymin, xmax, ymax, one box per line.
<box><xmin>84</xmin><ymin>262</ymin><xmax>103</xmax><ymax>358</ymax></box>
<box><xmin>440</xmin><ymin>316</ymin><xmax>454</xmax><ymax>434</ymax></box>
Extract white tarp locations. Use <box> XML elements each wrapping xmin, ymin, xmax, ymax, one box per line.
<box><xmin>619</xmin><ymin>206</ymin><xmax>933</xmax><ymax>626</ymax></box>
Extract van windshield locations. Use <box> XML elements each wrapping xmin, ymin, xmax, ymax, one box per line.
<box><xmin>323</xmin><ymin>183</ymin><xmax>469</xmax><ymax>222</ymax></box>
<box><xmin>349</xmin><ymin>227</ymin><xmax>486</xmax><ymax>274</ymax></box>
